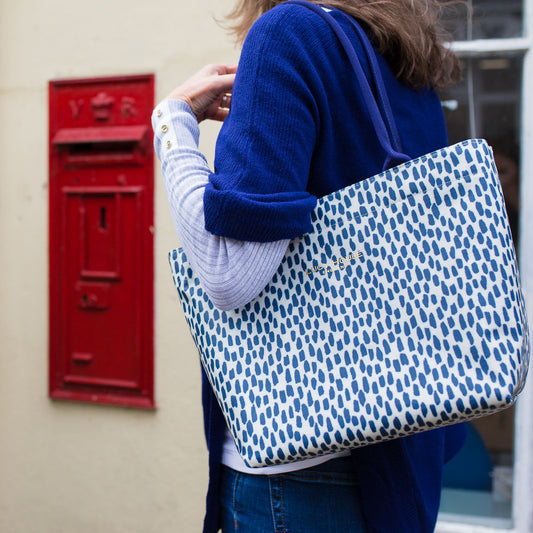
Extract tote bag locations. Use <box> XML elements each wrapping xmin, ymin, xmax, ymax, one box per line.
<box><xmin>169</xmin><ymin>1</ymin><xmax>530</xmax><ymax>467</ymax></box>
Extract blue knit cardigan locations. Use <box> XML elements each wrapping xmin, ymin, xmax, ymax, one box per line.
<box><xmin>201</xmin><ymin>4</ymin><xmax>467</xmax><ymax>532</ymax></box>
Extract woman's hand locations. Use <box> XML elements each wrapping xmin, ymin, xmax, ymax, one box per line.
<box><xmin>164</xmin><ymin>64</ymin><xmax>237</xmax><ymax>123</ymax></box>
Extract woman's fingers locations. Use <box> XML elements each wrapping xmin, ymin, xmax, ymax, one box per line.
<box><xmin>164</xmin><ymin>64</ymin><xmax>237</xmax><ymax>122</ymax></box>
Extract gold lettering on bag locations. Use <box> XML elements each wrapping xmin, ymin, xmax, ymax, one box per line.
<box><xmin>304</xmin><ymin>251</ymin><xmax>363</xmax><ymax>276</ymax></box>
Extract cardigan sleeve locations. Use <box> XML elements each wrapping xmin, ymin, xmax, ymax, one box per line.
<box><xmin>203</xmin><ymin>6</ymin><xmax>321</xmax><ymax>242</ymax></box>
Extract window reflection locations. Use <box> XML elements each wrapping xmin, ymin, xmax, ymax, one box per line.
<box><xmin>438</xmin><ymin>53</ymin><xmax>522</xmax><ymax>524</ymax></box>
<box><xmin>439</xmin><ymin>55</ymin><xmax>522</xmax><ymax>241</ymax></box>
<box><xmin>440</xmin><ymin>0</ymin><xmax>523</xmax><ymax>40</ymax></box>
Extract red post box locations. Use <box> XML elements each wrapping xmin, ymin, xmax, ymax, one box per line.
<box><xmin>49</xmin><ymin>74</ymin><xmax>155</xmax><ymax>408</ymax></box>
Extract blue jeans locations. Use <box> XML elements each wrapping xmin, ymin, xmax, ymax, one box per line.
<box><xmin>219</xmin><ymin>456</ymin><xmax>367</xmax><ymax>533</ymax></box>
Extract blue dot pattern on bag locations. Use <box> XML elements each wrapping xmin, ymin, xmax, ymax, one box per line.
<box><xmin>169</xmin><ymin>139</ymin><xmax>530</xmax><ymax>468</ymax></box>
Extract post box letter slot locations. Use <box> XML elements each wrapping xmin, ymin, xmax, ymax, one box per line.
<box><xmin>52</xmin><ymin>125</ymin><xmax>149</xmax><ymax>166</ymax></box>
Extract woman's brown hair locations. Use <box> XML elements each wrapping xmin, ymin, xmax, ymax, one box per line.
<box><xmin>221</xmin><ymin>0</ymin><xmax>461</xmax><ymax>89</ymax></box>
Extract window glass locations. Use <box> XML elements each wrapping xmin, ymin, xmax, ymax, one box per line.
<box><xmin>440</xmin><ymin>55</ymin><xmax>522</xmax><ymax>242</ymax></box>
<box><xmin>440</xmin><ymin>0</ymin><xmax>523</xmax><ymax>40</ymax></box>
<box><xmin>437</xmin><ymin>54</ymin><xmax>522</xmax><ymax>526</ymax></box>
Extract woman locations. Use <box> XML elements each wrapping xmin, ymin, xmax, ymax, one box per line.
<box><xmin>153</xmin><ymin>0</ymin><xmax>467</xmax><ymax>531</ymax></box>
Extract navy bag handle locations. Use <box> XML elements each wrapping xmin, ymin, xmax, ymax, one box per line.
<box><xmin>285</xmin><ymin>0</ymin><xmax>411</xmax><ymax>170</ymax></box>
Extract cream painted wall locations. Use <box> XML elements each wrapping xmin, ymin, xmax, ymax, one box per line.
<box><xmin>0</xmin><ymin>1</ymin><xmax>238</xmax><ymax>532</ymax></box>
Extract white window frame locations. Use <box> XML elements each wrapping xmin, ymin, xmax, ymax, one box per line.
<box><xmin>437</xmin><ymin>1</ymin><xmax>533</xmax><ymax>531</ymax></box>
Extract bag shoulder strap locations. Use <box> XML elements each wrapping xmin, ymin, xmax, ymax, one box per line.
<box><xmin>285</xmin><ymin>0</ymin><xmax>411</xmax><ymax>169</ymax></box>
<box><xmin>338</xmin><ymin>11</ymin><xmax>404</xmax><ymax>154</ymax></box>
